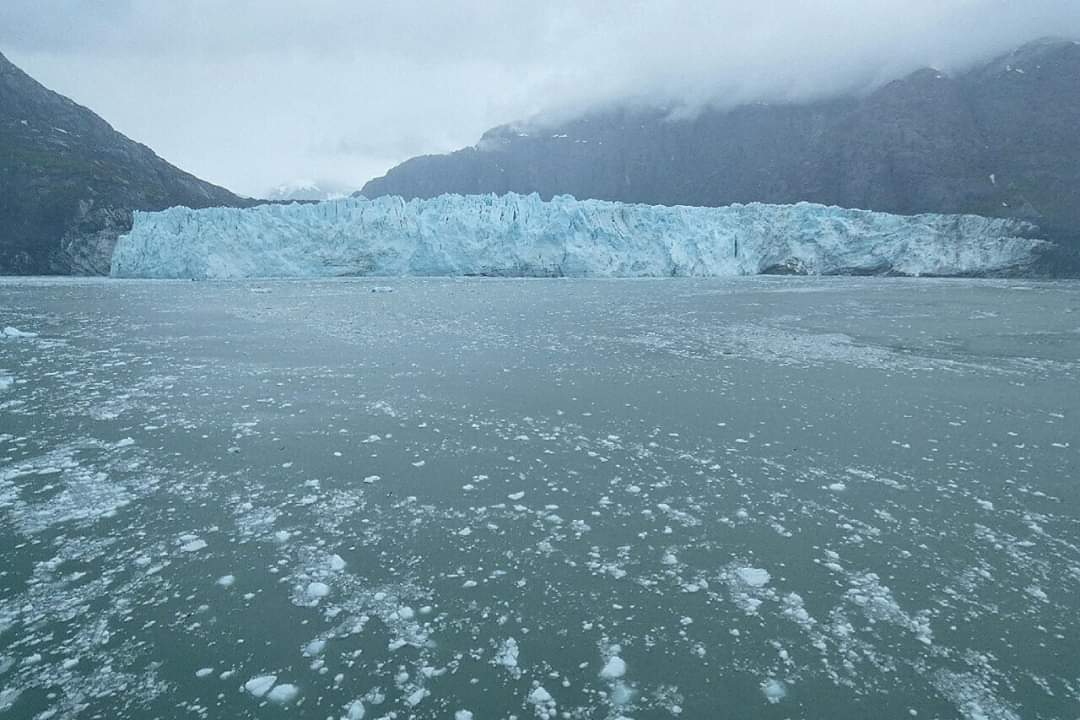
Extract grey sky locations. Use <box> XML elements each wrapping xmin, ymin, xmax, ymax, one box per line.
<box><xmin>2</xmin><ymin>1</ymin><xmax>1078</xmax><ymax>197</ymax></box>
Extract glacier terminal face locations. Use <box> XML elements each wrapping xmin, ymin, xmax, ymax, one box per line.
<box><xmin>110</xmin><ymin>193</ymin><xmax>1046</xmax><ymax>279</ymax></box>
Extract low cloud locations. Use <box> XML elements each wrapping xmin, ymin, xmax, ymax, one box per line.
<box><xmin>2</xmin><ymin>0</ymin><xmax>1078</xmax><ymax>196</ymax></box>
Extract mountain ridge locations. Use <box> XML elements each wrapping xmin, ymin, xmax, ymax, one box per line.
<box><xmin>0</xmin><ymin>49</ymin><xmax>254</xmax><ymax>274</ymax></box>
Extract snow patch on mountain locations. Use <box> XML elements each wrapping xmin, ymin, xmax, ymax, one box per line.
<box><xmin>110</xmin><ymin>193</ymin><xmax>1046</xmax><ymax>279</ymax></box>
<box><xmin>266</xmin><ymin>180</ymin><xmax>351</xmax><ymax>202</ymax></box>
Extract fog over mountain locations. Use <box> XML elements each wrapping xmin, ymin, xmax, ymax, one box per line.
<box><xmin>361</xmin><ymin>39</ymin><xmax>1080</xmax><ymax>266</ymax></box>
<box><xmin>2</xmin><ymin>1</ymin><xmax>1079</xmax><ymax>196</ymax></box>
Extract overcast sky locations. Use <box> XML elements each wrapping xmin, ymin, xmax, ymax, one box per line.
<box><xmin>2</xmin><ymin>1</ymin><xmax>1079</xmax><ymax>198</ymax></box>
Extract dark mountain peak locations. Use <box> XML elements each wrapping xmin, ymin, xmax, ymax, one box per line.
<box><xmin>975</xmin><ymin>36</ymin><xmax>1080</xmax><ymax>77</ymax></box>
<box><xmin>1</xmin><ymin>51</ymin><xmax>252</xmax><ymax>274</ymax></box>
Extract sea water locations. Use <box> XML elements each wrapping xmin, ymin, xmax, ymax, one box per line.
<box><xmin>0</xmin><ymin>277</ymin><xmax>1077</xmax><ymax>719</ymax></box>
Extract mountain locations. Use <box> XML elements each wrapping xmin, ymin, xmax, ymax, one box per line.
<box><xmin>0</xmin><ymin>50</ymin><xmax>253</xmax><ymax>275</ymax></box>
<box><xmin>266</xmin><ymin>180</ymin><xmax>353</xmax><ymax>203</ymax></box>
<box><xmin>361</xmin><ymin>39</ymin><xmax>1080</xmax><ymax>260</ymax></box>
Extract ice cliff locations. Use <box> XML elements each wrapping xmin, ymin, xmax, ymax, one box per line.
<box><xmin>110</xmin><ymin>193</ymin><xmax>1046</xmax><ymax>279</ymax></box>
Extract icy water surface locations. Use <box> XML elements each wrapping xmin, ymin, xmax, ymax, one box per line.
<box><xmin>1</xmin><ymin>277</ymin><xmax>1078</xmax><ymax>720</ymax></box>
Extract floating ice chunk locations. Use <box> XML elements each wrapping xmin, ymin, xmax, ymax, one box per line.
<box><xmin>244</xmin><ymin>674</ymin><xmax>277</xmax><ymax>697</ymax></box>
<box><xmin>405</xmin><ymin>688</ymin><xmax>429</xmax><ymax>706</ymax></box>
<box><xmin>827</xmin><ymin>482</ymin><xmax>847</xmax><ymax>492</ymax></box>
<box><xmin>306</xmin><ymin>582</ymin><xmax>331</xmax><ymax>601</ymax></box>
<box><xmin>363</xmin><ymin>475</ymin><xmax>380</xmax><ymax>484</ymax></box>
<box><xmin>600</xmin><ymin>656</ymin><xmax>627</xmax><ymax>679</ymax></box>
<box><xmin>736</xmin><ymin>567</ymin><xmax>771</xmax><ymax>587</ymax></box>
<box><xmin>0</xmin><ymin>689</ymin><xmax>21</xmax><ymax>712</ymax></box>
<box><xmin>180</xmin><ymin>539</ymin><xmax>207</xmax><ymax>552</ymax></box>
<box><xmin>611</xmin><ymin>682</ymin><xmax>634</xmax><ymax>706</ymax></box>
<box><xmin>344</xmin><ymin>700</ymin><xmax>366</xmax><ymax>719</ymax></box>
<box><xmin>508</xmin><ymin>491</ymin><xmax>525</xmax><ymax>501</ymax></box>
<box><xmin>528</xmin><ymin>685</ymin><xmax>557</xmax><ymax>720</ymax></box>
<box><xmin>455</xmin><ymin>711</ymin><xmax>474</xmax><ymax>720</ymax></box>
<box><xmin>217</xmin><ymin>574</ymin><xmax>236</xmax><ymax>587</ymax></box>
<box><xmin>496</xmin><ymin>638</ymin><xmax>521</xmax><ymax>677</ymax></box>
<box><xmin>845</xmin><ymin>571</ymin><xmax>933</xmax><ymax>644</ymax></box>
<box><xmin>195</xmin><ymin>667</ymin><xmax>214</xmax><ymax>678</ymax></box>
<box><xmin>304</xmin><ymin>639</ymin><xmax>327</xmax><ymax>657</ymax></box>
<box><xmin>267</xmin><ymin>683</ymin><xmax>300</xmax><ymax>704</ymax></box>
<box><xmin>0</xmin><ymin>375</ymin><xmax>12</xmax><ymax>392</ymax></box>
<box><xmin>328</xmin><ymin>554</ymin><xmax>347</xmax><ymax>571</ymax></box>
<box><xmin>1</xmin><ymin>326</ymin><xmax>37</xmax><ymax>338</ymax></box>
<box><xmin>762</xmin><ymin>678</ymin><xmax>787</xmax><ymax>703</ymax></box>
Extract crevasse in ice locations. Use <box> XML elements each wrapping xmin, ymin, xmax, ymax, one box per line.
<box><xmin>110</xmin><ymin>193</ymin><xmax>1045</xmax><ymax>279</ymax></box>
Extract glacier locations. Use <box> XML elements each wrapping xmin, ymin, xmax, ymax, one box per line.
<box><xmin>109</xmin><ymin>193</ymin><xmax>1047</xmax><ymax>279</ymax></box>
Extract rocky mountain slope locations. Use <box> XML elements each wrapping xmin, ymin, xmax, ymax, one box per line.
<box><xmin>362</xmin><ymin>39</ymin><xmax>1080</xmax><ymax>259</ymax></box>
<box><xmin>0</xmin><ymin>50</ymin><xmax>252</xmax><ymax>274</ymax></box>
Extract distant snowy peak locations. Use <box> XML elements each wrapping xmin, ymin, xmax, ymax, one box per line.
<box><xmin>110</xmin><ymin>193</ymin><xmax>1048</xmax><ymax>280</ymax></box>
<box><xmin>266</xmin><ymin>180</ymin><xmax>352</xmax><ymax>202</ymax></box>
